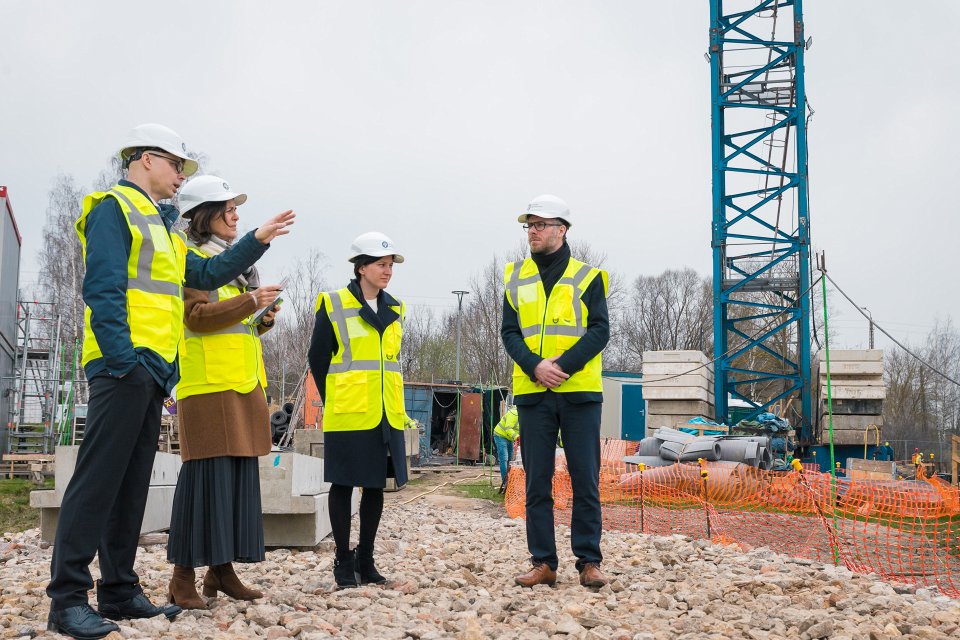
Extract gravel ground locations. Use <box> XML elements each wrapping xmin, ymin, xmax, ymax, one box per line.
<box><xmin>2</xmin><ymin>483</ymin><xmax>959</xmax><ymax>639</ymax></box>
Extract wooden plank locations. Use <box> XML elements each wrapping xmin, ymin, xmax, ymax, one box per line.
<box><xmin>952</xmin><ymin>435</ymin><xmax>959</xmax><ymax>487</ymax></box>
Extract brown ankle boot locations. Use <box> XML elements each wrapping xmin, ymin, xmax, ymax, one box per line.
<box><xmin>168</xmin><ymin>565</ymin><xmax>207</xmax><ymax>609</ymax></box>
<box><xmin>202</xmin><ymin>563</ymin><xmax>263</xmax><ymax>600</ymax></box>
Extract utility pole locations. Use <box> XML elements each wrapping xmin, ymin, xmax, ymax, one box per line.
<box><xmin>452</xmin><ymin>290</ymin><xmax>469</xmax><ymax>382</ymax></box>
<box><xmin>862</xmin><ymin>306</ymin><xmax>875</xmax><ymax>349</ymax></box>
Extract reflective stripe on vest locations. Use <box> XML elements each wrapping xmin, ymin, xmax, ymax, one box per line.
<box><xmin>316</xmin><ymin>288</ymin><xmax>405</xmax><ymax>431</ymax></box>
<box><xmin>175</xmin><ymin>242</ymin><xmax>268</xmax><ymax>400</ymax></box>
<box><xmin>503</xmin><ymin>257</ymin><xmax>608</xmax><ymax>395</ymax></box>
<box><xmin>76</xmin><ymin>185</ymin><xmax>185</xmax><ymax>366</ymax></box>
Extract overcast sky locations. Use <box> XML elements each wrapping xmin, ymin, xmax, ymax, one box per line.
<box><xmin>2</xmin><ymin>1</ymin><xmax>958</xmax><ymax>352</ymax></box>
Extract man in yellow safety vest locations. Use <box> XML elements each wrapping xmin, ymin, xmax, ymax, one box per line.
<box><xmin>46</xmin><ymin>124</ymin><xmax>294</xmax><ymax>640</ymax></box>
<box><xmin>500</xmin><ymin>194</ymin><xmax>610</xmax><ymax>589</ymax></box>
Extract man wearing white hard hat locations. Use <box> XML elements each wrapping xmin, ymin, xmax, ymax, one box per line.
<box><xmin>501</xmin><ymin>194</ymin><xmax>611</xmax><ymax>589</ymax></box>
<box><xmin>308</xmin><ymin>232</ymin><xmax>407</xmax><ymax>589</ymax></box>
<box><xmin>46</xmin><ymin>125</ymin><xmax>295</xmax><ymax>639</ymax></box>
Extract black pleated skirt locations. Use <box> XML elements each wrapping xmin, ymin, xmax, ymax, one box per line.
<box><xmin>167</xmin><ymin>456</ymin><xmax>265</xmax><ymax>568</ymax></box>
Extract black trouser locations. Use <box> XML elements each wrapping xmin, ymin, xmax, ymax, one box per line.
<box><xmin>517</xmin><ymin>392</ymin><xmax>602</xmax><ymax>572</ymax></box>
<box><xmin>328</xmin><ymin>484</ymin><xmax>383</xmax><ymax>555</ymax></box>
<box><xmin>47</xmin><ymin>365</ymin><xmax>163</xmax><ymax>609</ymax></box>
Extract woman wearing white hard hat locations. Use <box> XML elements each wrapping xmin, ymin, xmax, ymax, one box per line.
<box><xmin>308</xmin><ymin>231</ymin><xmax>407</xmax><ymax>588</ymax></box>
<box><xmin>166</xmin><ymin>175</ymin><xmax>284</xmax><ymax>608</ymax></box>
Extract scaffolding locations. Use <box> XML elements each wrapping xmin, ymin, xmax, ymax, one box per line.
<box><xmin>3</xmin><ymin>300</ymin><xmax>81</xmax><ymax>455</ymax></box>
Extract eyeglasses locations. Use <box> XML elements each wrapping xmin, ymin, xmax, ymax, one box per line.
<box><xmin>522</xmin><ymin>221</ymin><xmax>564</xmax><ymax>232</ymax></box>
<box><xmin>145</xmin><ymin>151</ymin><xmax>185</xmax><ymax>175</ymax></box>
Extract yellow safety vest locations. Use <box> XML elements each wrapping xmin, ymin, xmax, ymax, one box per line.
<box><xmin>493</xmin><ymin>406</ymin><xmax>520</xmax><ymax>442</ymax></box>
<box><xmin>503</xmin><ymin>256</ymin><xmax>608</xmax><ymax>396</ymax></box>
<box><xmin>316</xmin><ymin>288</ymin><xmax>406</xmax><ymax>432</ymax></box>
<box><xmin>176</xmin><ymin>242</ymin><xmax>268</xmax><ymax>401</ymax></box>
<box><xmin>76</xmin><ymin>185</ymin><xmax>186</xmax><ymax>366</ymax></box>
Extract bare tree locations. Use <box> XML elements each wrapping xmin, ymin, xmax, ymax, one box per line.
<box><xmin>401</xmin><ymin>306</ymin><xmax>457</xmax><ymax>383</ymax></box>
<box><xmin>37</xmin><ymin>174</ymin><xmax>87</xmax><ymax>350</ymax></box>
<box><xmin>617</xmin><ymin>267</ymin><xmax>713</xmax><ymax>367</ymax></box>
<box><xmin>260</xmin><ymin>248</ymin><xmax>330</xmax><ymax>402</ymax></box>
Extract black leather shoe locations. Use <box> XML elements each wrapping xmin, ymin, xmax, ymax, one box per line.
<box><xmin>47</xmin><ymin>604</ymin><xmax>119</xmax><ymax>640</ymax></box>
<box><xmin>98</xmin><ymin>591</ymin><xmax>181</xmax><ymax>621</ymax></box>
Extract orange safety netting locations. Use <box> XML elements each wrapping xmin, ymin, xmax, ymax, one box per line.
<box><xmin>503</xmin><ymin>439</ymin><xmax>960</xmax><ymax>597</ymax></box>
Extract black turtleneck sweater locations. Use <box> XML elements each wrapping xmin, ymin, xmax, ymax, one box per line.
<box><xmin>500</xmin><ymin>242</ymin><xmax>609</xmax><ymax>405</ymax></box>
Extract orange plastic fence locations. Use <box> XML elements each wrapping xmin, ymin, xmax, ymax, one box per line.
<box><xmin>503</xmin><ymin>439</ymin><xmax>960</xmax><ymax>597</ymax></box>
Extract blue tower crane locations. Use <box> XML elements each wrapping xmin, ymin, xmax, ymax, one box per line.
<box><xmin>709</xmin><ymin>0</ymin><xmax>813</xmax><ymax>443</ymax></box>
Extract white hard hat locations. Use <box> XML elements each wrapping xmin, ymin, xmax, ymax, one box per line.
<box><xmin>348</xmin><ymin>231</ymin><xmax>405</xmax><ymax>263</ymax></box>
<box><xmin>517</xmin><ymin>194</ymin><xmax>572</xmax><ymax>227</ymax></box>
<box><xmin>177</xmin><ymin>175</ymin><xmax>248</xmax><ymax>218</ymax></box>
<box><xmin>118</xmin><ymin>123</ymin><xmax>199</xmax><ymax>177</ymax></box>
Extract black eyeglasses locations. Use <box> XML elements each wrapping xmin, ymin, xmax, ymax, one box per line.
<box><xmin>145</xmin><ymin>151</ymin><xmax>185</xmax><ymax>175</ymax></box>
<box><xmin>522</xmin><ymin>221</ymin><xmax>564</xmax><ymax>231</ymax></box>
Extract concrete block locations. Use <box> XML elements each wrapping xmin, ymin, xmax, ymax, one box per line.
<box><xmin>824</xmin><ymin>398</ymin><xmax>883</xmax><ymax>415</ymax></box>
<box><xmin>814</xmin><ymin>361</ymin><xmax>883</xmax><ymax>376</ymax></box>
<box><xmin>31</xmin><ymin>486</ymin><xmax>176</xmax><ymax>543</ymax></box>
<box><xmin>820</xmin><ymin>386</ymin><xmax>886</xmax><ymax>400</ymax></box>
<box><xmin>823</xmin><ymin>429</ymin><xmax>883</xmax><ymax>446</ymax></box>
<box><xmin>817</xmin><ymin>375</ymin><xmax>884</xmax><ymax>387</ymax></box>
<box><xmin>642</xmin><ymin>350</ymin><xmax>711</xmax><ymax>365</ymax></box>
<box><xmin>646</xmin><ymin>400</ymin><xmax>714</xmax><ymax>415</ymax></box>
<box><xmin>293</xmin><ymin>429</ymin><xmax>325</xmax><ymax>458</ymax></box>
<box><xmin>263</xmin><ymin>489</ymin><xmax>359</xmax><ymax>547</ymax></box>
<box><xmin>816</xmin><ymin>349</ymin><xmax>883</xmax><ymax>362</ymax></box>
<box><xmin>642</xmin><ymin>386</ymin><xmax>712</xmax><ymax>402</ymax></box>
<box><xmin>641</xmin><ymin>362</ymin><xmax>714</xmax><ymax>376</ymax></box>
<box><xmin>821</xmin><ymin>414</ymin><xmax>884</xmax><ymax>430</ymax></box>
<box><xmin>259</xmin><ymin>452</ymin><xmax>329</xmax><ymax>512</ymax></box>
<box><xmin>641</xmin><ymin>374</ymin><xmax>713</xmax><ymax>390</ymax></box>
<box><xmin>645</xmin><ymin>414</ymin><xmax>711</xmax><ymax>429</ymax></box>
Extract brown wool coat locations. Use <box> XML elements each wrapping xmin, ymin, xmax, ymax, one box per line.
<box><xmin>177</xmin><ymin>286</ymin><xmax>273</xmax><ymax>462</ymax></box>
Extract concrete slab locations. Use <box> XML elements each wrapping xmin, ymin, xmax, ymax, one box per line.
<box><xmin>817</xmin><ymin>376</ymin><xmax>885</xmax><ymax>387</ymax></box>
<box><xmin>814</xmin><ymin>361</ymin><xmax>883</xmax><ymax>376</ymax></box>
<box><xmin>31</xmin><ymin>486</ymin><xmax>176</xmax><ymax>543</ymax></box>
<box><xmin>820</xmin><ymin>386</ymin><xmax>886</xmax><ymax>400</ymax></box>
<box><xmin>823</xmin><ymin>398</ymin><xmax>883</xmax><ymax>416</ymax></box>
<box><xmin>641</xmin><ymin>374</ymin><xmax>713</xmax><ymax>389</ymax></box>
<box><xmin>816</xmin><ymin>349</ymin><xmax>883</xmax><ymax>362</ymax></box>
<box><xmin>642</xmin><ymin>362</ymin><xmax>715</xmax><ymax>376</ymax></box>
<box><xmin>646</xmin><ymin>400</ymin><xmax>715</xmax><ymax>416</ymax></box>
<box><xmin>822</xmin><ymin>428</ymin><xmax>884</xmax><ymax>446</ymax></box>
<box><xmin>259</xmin><ymin>452</ymin><xmax>329</xmax><ymax>507</ymax></box>
<box><xmin>642</xmin><ymin>386</ymin><xmax>712</xmax><ymax>402</ymax></box>
<box><xmin>292</xmin><ymin>429</ymin><xmax>325</xmax><ymax>458</ymax></box>
<box><xmin>646</xmin><ymin>414</ymin><xmax>713</xmax><ymax>429</ymax></box>
<box><xmin>643</xmin><ymin>350</ymin><xmax>711</xmax><ymax>365</ymax></box>
<box><xmin>263</xmin><ymin>489</ymin><xmax>358</xmax><ymax>547</ymax></box>
<box><xmin>820</xmin><ymin>414</ymin><xmax>884</xmax><ymax>430</ymax></box>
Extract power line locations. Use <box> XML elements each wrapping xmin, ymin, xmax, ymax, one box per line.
<box><xmin>824</xmin><ymin>272</ymin><xmax>960</xmax><ymax>388</ymax></box>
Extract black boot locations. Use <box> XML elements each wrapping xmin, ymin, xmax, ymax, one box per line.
<box><xmin>356</xmin><ymin>547</ymin><xmax>386</xmax><ymax>584</ymax></box>
<box><xmin>333</xmin><ymin>549</ymin><xmax>360</xmax><ymax>589</ymax></box>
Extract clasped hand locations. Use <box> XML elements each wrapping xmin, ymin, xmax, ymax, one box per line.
<box><xmin>534</xmin><ymin>356</ymin><xmax>569</xmax><ymax>388</ymax></box>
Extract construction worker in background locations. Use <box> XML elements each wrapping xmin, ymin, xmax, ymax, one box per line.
<box><xmin>879</xmin><ymin>441</ymin><xmax>895</xmax><ymax>462</ymax></box>
<box><xmin>166</xmin><ymin>176</ymin><xmax>286</xmax><ymax>609</ymax></box>
<box><xmin>913</xmin><ymin>448</ymin><xmax>923</xmax><ymax>476</ymax></box>
<box><xmin>308</xmin><ymin>232</ymin><xmax>407</xmax><ymax>589</ymax></box>
<box><xmin>46</xmin><ymin>124</ymin><xmax>295</xmax><ymax>640</ymax></box>
<box><xmin>500</xmin><ymin>194</ymin><xmax>610</xmax><ymax>589</ymax></box>
<box><xmin>493</xmin><ymin>404</ymin><xmax>520</xmax><ymax>493</ymax></box>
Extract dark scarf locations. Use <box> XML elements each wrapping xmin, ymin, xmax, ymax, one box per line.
<box><xmin>531</xmin><ymin>241</ymin><xmax>571</xmax><ymax>298</ymax></box>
